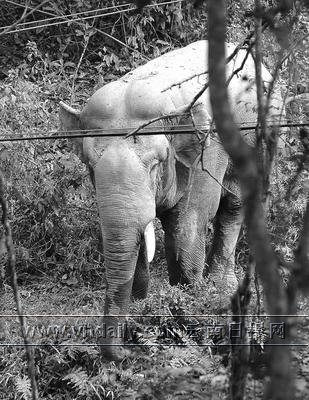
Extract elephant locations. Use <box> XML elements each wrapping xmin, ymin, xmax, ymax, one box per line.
<box><xmin>59</xmin><ymin>40</ymin><xmax>284</xmax><ymax>360</ymax></box>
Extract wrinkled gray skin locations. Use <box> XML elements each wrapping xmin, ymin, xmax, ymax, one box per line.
<box><xmin>60</xmin><ymin>41</ymin><xmax>283</xmax><ymax>360</ymax></box>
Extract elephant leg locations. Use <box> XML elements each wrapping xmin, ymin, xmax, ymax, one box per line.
<box><xmin>99</xmin><ymin>239</ymin><xmax>140</xmax><ymax>361</ymax></box>
<box><xmin>132</xmin><ymin>241</ymin><xmax>150</xmax><ymax>300</ymax></box>
<box><xmin>101</xmin><ymin>257</ymin><xmax>149</xmax><ymax>360</ymax></box>
<box><xmin>160</xmin><ymin>206</ymin><xmax>206</xmax><ymax>286</ymax></box>
<box><xmin>206</xmin><ymin>180</ymin><xmax>242</xmax><ymax>295</ymax></box>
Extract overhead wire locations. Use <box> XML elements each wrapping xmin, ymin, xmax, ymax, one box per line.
<box><xmin>0</xmin><ymin>122</ymin><xmax>307</xmax><ymax>142</ymax></box>
<box><xmin>2</xmin><ymin>0</ymin><xmax>130</xmax><ymax>34</ymax></box>
<box><xmin>1</xmin><ymin>1</ymin><xmax>133</xmax><ymax>28</ymax></box>
<box><xmin>0</xmin><ymin>7</ymin><xmax>135</xmax><ymax>34</ymax></box>
<box><xmin>0</xmin><ymin>0</ymin><xmax>185</xmax><ymax>35</ymax></box>
<box><xmin>1</xmin><ymin>0</ymin><xmax>151</xmax><ymax>59</ymax></box>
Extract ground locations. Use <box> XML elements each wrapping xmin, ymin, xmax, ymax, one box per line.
<box><xmin>1</xmin><ymin>237</ymin><xmax>309</xmax><ymax>399</ymax></box>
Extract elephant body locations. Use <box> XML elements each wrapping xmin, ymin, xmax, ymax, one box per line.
<box><xmin>60</xmin><ymin>40</ymin><xmax>283</xmax><ymax>360</ymax></box>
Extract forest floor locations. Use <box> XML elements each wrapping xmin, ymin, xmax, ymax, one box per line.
<box><xmin>1</xmin><ymin>240</ymin><xmax>309</xmax><ymax>399</ymax></box>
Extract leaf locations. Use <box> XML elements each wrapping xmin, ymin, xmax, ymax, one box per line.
<box><xmin>65</xmin><ymin>277</ymin><xmax>78</xmax><ymax>287</ymax></box>
<box><xmin>64</xmin><ymin>62</ymin><xmax>76</xmax><ymax>68</ymax></box>
<box><xmin>303</xmin><ymin>178</ymin><xmax>309</xmax><ymax>191</ymax></box>
<box><xmin>156</xmin><ymin>40</ymin><xmax>170</xmax><ymax>45</ymax></box>
<box><xmin>15</xmin><ymin>376</ymin><xmax>31</xmax><ymax>400</ymax></box>
<box><xmin>45</xmin><ymin>219</ymin><xmax>54</xmax><ymax>233</ymax></box>
<box><xmin>63</xmin><ymin>367</ymin><xmax>90</xmax><ymax>395</ymax></box>
<box><xmin>0</xmin><ymin>149</ymin><xmax>9</xmax><ymax>162</ymax></box>
<box><xmin>295</xmin><ymin>378</ymin><xmax>308</xmax><ymax>392</ymax></box>
<box><xmin>210</xmin><ymin>374</ymin><xmax>228</xmax><ymax>389</ymax></box>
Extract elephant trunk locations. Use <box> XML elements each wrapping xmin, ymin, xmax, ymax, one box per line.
<box><xmin>94</xmin><ymin>144</ymin><xmax>156</xmax><ymax>358</ymax></box>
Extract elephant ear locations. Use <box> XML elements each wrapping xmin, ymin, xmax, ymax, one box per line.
<box><xmin>59</xmin><ymin>101</ymin><xmax>85</xmax><ymax>162</ymax></box>
<box><xmin>172</xmin><ymin>132</ymin><xmax>202</xmax><ymax>168</ymax></box>
<box><xmin>158</xmin><ymin>144</ymin><xmax>198</xmax><ymax>211</ymax></box>
<box><xmin>157</xmin><ymin>147</ymin><xmax>186</xmax><ymax>210</ymax></box>
<box><xmin>173</xmin><ymin>135</ymin><xmax>201</xmax><ymax>199</ymax></box>
<box><xmin>158</xmin><ymin>103</ymin><xmax>209</xmax><ymax>209</ymax></box>
<box><xmin>172</xmin><ymin>103</ymin><xmax>210</xmax><ymax>167</ymax></box>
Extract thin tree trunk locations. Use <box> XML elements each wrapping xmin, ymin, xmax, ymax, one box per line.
<box><xmin>207</xmin><ymin>1</ymin><xmax>294</xmax><ymax>398</ymax></box>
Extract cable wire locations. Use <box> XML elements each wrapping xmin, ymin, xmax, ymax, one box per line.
<box><xmin>0</xmin><ymin>122</ymin><xmax>307</xmax><ymax>143</ymax></box>
<box><xmin>1</xmin><ymin>1</ymin><xmax>133</xmax><ymax>28</ymax></box>
<box><xmin>0</xmin><ymin>0</ymin><xmax>185</xmax><ymax>35</ymax></box>
<box><xmin>0</xmin><ymin>7</ymin><xmax>134</xmax><ymax>34</ymax></box>
<box><xmin>3</xmin><ymin>0</ymin><xmax>130</xmax><ymax>33</ymax></box>
<box><xmin>2</xmin><ymin>0</ymin><xmax>150</xmax><ymax>59</ymax></box>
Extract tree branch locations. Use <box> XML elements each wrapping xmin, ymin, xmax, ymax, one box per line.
<box><xmin>125</xmin><ymin>108</ymin><xmax>190</xmax><ymax>138</ymax></box>
<box><xmin>0</xmin><ymin>0</ymin><xmax>51</xmax><ymax>37</ymax></box>
<box><xmin>0</xmin><ymin>171</ymin><xmax>38</xmax><ymax>400</ymax></box>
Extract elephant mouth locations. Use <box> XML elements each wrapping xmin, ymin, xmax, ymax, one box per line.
<box><xmin>144</xmin><ymin>220</ymin><xmax>155</xmax><ymax>262</ymax></box>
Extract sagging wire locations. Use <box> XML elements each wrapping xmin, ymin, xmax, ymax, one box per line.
<box><xmin>0</xmin><ymin>122</ymin><xmax>307</xmax><ymax>142</ymax></box>
<box><xmin>0</xmin><ymin>0</ymin><xmax>185</xmax><ymax>35</ymax></box>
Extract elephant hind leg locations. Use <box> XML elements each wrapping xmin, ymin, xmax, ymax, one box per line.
<box><xmin>207</xmin><ymin>181</ymin><xmax>243</xmax><ymax>295</ymax></box>
<box><xmin>132</xmin><ymin>242</ymin><xmax>150</xmax><ymax>300</ymax></box>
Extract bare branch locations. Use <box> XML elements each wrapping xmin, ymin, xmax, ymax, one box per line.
<box><xmin>125</xmin><ymin>108</ymin><xmax>190</xmax><ymax>138</ymax></box>
<box><xmin>95</xmin><ymin>27</ymin><xmax>150</xmax><ymax>61</ymax></box>
<box><xmin>200</xmin><ymin>162</ymin><xmax>241</xmax><ymax>200</ymax></box>
<box><xmin>1</xmin><ymin>1</ymin><xmax>150</xmax><ymax>61</ymax></box>
<box><xmin>70</xmin><ymin>3</ymin><xmax>100</xmax><ymax>104</ymax></box>
<box><xmin>0</xmin><ymin>0</ymin><xmax>51</xmax><ymax>37</ymax></box>
<box><xmin>230</xmin><ymin>263</ymin><xmax>252</xmax><ymax>399</ymax></box>
<box><xmin>161</xmin><ymin>71</ymin><xmax>208</xmax><ymax>93</ymax></box>
<box><xmin>0</xmin><ymin>171</ymin><xmax>38</xmax><ymax>400</ymax></box>
<box><xmin>185</xmin><ymin>83</ymin><xmax>209</xmax><ymax>112</ymax></box>
<box><xmin>226</xmin><ymin>46</ymin><xmax>253</xmax><ymax>87</ymax></box>
<box><xmin>161</xmin><ymin>27</ymin><xmax>259</xmax><ymax>96</ymax></box>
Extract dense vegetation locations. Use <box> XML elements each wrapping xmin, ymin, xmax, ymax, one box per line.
<box><xmin>0</xmin><ymin>0</ymin><xmax>308</xmax><ymax>398</ymax></box>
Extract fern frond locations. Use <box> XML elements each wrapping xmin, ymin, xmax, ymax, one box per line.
<box><xmin>63</xmin><ymin>367</ymin><xmax>90</xmax><ymax>396</ymax></box>
<box><xmin>15</xmin><ymin>375</ymin><xmax>31</xmax><ymax>400</ymax></box>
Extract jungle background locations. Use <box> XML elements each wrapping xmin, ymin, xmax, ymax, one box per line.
<box><xmin>0</xmin><ymin>0</ymin><xmax>309</xmax><ymax>399</ymax></box>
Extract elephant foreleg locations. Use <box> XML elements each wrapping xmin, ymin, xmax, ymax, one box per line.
<box><xmin>206</xmin><ymin>180</ymin><xmax>242</xmax><ymax>295</ymax></box>
<box><xmin>160</xmin><ymin>207</ymin><xmax>206</xmax><ymax>286</ymax></box>
<box><xmin>132</xmin><ymin>241</ymin><xmax>150</xmax><ymax>300</ymax></box>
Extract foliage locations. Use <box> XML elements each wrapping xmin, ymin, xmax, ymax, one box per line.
<box><xmin>1</xmin><ymin>0</ymin><xmax>279</xmax><ymax>95</ymax></box>
<box><xmin>0</xmin><ymin>74</ymin><xmax>101</xmax><ymax>284</ymax></box>
<box><xmin>0</xmin><ymin>1</ymin><xmax>207</xmax><ymax>85</ymax></box>
<box><xmin>0</xmin><ymin>277</ymin><xmax>231</xmax><ymax>399</ymax></box>
<box><xmin>0</xmin><ymin>1</ymin><xmax>308</xmax><ymax>399</ymax></box>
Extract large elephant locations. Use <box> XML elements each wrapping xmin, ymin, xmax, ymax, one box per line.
<box><xmin>59</xmin><ymin>40</ymin><xmax>283</xmax><ymax>360</ymax></box>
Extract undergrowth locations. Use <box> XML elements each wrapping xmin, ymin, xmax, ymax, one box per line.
<box><xmin>0</xmin><ymin>1</ymin><xmax>308</xmax><ymax>399</ymax></box>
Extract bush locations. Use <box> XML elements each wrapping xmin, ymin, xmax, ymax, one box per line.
<box><xmin>0</xmin><ymin>74</ymin><xmax>101</xmax><ymax>283</ymax></box>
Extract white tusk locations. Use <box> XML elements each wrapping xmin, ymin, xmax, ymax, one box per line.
<box><xmin>144</xmin><ymin>221</ymin><xmax>156</xmax><ymax>263</ymax></box>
